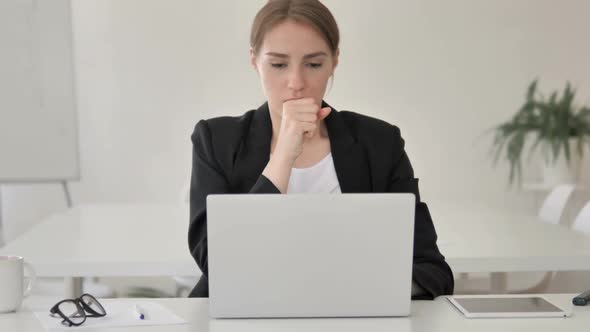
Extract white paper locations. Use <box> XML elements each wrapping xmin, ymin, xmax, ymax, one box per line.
<box><xmin>33</xmin><ymin>300</ymin><xmax>187</xmax><ymax>331</ymax></box>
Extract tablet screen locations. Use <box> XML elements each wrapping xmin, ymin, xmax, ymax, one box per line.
<box><xmin>453</xmin><ymin>297</ymin><xmax>563</xmax><ymax>313</ymax></box>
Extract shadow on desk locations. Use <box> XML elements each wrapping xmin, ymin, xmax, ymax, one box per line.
<box><xmin>209</xmin><ymin>316</ymin><xmax>411</xmax><ymax>332</ymax></box>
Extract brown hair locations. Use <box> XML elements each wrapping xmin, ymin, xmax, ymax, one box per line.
<box><xmin>250</xmin><ymin>0</ymin><xmax>340</xmax><ymax>56</ymax></box>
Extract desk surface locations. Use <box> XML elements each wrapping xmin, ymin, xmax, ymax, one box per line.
<box><xmin>434</xmin><ymin>208</ymin><xmax>590</xmax><ymax>272</ymax></box>
<box><xmin>1</xmin><ymin>294</ymin><xmax>589</xmax><ymax>332</ymax></box>
<box><xmin>0</xmin><ymin>204</ymin><xmax>200</xmax><ymax>277</ymax></box>
<box><xmin>1</xmin><ymin>203</ymin><xmax>590</xmax><ymax>277</ymax></box>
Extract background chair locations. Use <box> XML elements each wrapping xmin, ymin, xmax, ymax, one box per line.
<box><xmin>572</xmin><ymin>200</ymin><xmax>590</xmax><ymax>235</ymax></box>
<box><xmin>538</xmin><ymin>184</ymin><xmax>576</xmax><ymax>225</ymax></box>
<box><xmin>455</xmin><ymin>184</ymin><xmax>576</xmax><ymax>294</ymax></box>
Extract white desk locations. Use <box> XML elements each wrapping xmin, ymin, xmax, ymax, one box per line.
<box><xmin>431</xmin><ymin>204</ymin><xmax>590</xmax><ymax>292</ymax></box>
<box><xmin>1</xmin><ymin>294</ymin><xmax>589</xmax><ymax>332</ymax></box>
<box><xmin>2</xmin><ymin>204</ymin><xmax>590</xmax><ymax>295</ymax></box>
<box><xmin>435</xmin><ymin>211</ymin><xmax>590</xmax><ymax>273</ymax></box>
<box><xmin>0</xmin><ymin>204</ymin><xmax>199</xmax><ymax>277</ymax></box>
<box><xmin>0</xmin><ymin>204</ymin><xmax>200</xmax><ymax>296</ymax></box>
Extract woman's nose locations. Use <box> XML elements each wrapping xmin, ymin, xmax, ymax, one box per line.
<box><xmin>287</xmin><ymin>67</ymin><xmax>305</xmax><ymax>91</ymax></box>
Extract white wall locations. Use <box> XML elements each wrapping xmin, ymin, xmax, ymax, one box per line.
<box><xmin>2</xmin><ymin>0</ymin><xmax>590</xmax><ymax>241</ymax></box>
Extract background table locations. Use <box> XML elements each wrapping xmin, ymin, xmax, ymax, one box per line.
<box><xmin>432</xmin><ymin>203</ymin><xmax>590</xmax><ymax>292</ymax></box>
<box><xmin>0</xmin><ymin>204</ymin><xmax>200</xmax><ymax>296</ymax></box>
<box><xmin>2</xmin><ymin>203</ymin><xmax>590</xmax><ymax>295</ymax></box>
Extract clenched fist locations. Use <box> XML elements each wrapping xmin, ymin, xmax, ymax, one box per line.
<box><xmin>262</xmin><ymin>98</ymin><xmax>331</xmax><ymax>193</ymax></box>
<box><xmin>274</xmin><ymin>98</ymin><xmax>331</xmax><ymax>163</ymax></box>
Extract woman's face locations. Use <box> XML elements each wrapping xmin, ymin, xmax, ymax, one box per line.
<box><xmin>251</xmin><ymin>19</ymin><xmax>339</xmax><ymax>116</ymax></box>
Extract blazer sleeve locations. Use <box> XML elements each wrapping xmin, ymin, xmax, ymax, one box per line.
<box><xmin>188</xmin><ymin>120</ymin><xmax>280</xmax><ymax>278</ymax></box>
<box><xmin>388</xmin><ymin>131</ymin><xmax>454</xmax><ymax>300</ymax></box>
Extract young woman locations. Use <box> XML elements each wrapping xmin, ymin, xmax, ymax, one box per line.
<box><xmin>188</xmin><ymin>0</ymin><xmax>454</xmax><ymax>299</ymax></box>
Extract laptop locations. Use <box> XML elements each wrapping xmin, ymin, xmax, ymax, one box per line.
<box><xmin>206</xmin><ymin>193</ymin><xmax>415</xmax><ymax>318</ymax></box>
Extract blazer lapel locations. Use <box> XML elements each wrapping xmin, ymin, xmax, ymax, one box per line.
<box><xmin>233</xmin><ymin>101</ymin><xmax>372</xmax><ymax>193</ymax></box>
<box><xmin>232</xmin><ymin>102</ymin><xmax>272</xmax><ymax>190</ymax></box>
<box><xmin>323</xmin><ymin>102</ymin><xmax>372</xmax><ymax>193</ymax></box>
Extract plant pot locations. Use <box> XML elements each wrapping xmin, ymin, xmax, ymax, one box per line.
<box><xmin>541</xmin><ymin>139</ymin><xmax>582</xmax><ymax>186</ymax></box>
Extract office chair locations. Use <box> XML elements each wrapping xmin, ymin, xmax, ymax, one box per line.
<box><xmin>538</xmin><ymin>184</ymin><xmax>576</xmax><ymax>224</ymax></box>
<box><xmin>523</xmin><ymin>196</ymin><xmax>590</xmax><ymax>295</ymax></box>
<box><xmin>507</xmin><ymin>184</ymin><xmax>576</xmax><ymax>293</ymax></box>
<box><xmin>572</xmin><ymin>200</ymin><xmax>590</xmax><ymax>235</ymax></box>
<box><xmin>455</xmin><ymin>184</ymin><xmax>576</xmax><ymax>294</ymax></box>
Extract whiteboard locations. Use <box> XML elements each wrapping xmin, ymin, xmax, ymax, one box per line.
<box><xmin>0</xmin><ymin>0</ymin><xmax>79</xmax><ymax>182</ymax></box>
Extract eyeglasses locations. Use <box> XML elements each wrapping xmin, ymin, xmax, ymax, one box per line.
<box><xmin>49</xmin><ymin>293</ymin><xmax>107</xmax><ymax>327</ymax></box>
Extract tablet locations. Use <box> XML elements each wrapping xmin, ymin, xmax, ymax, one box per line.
<box><xmin>447</xmin><ymin>295</ymin><xmax>570</xmax><ymax>318</ymax></box>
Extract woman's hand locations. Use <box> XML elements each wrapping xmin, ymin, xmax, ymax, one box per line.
<box><xmin>262</xmin><ymin>98</ymin><xmax>331</xmax><ymax>193</ymax></box>
<box><xmin>275</xmin><ymin>98</ymin><xmax>331</xmax><ymax>163</ymax></box>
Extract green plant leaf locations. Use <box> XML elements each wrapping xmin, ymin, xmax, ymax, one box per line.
<box><xmin>488</xmin><ymin>79</ymin><xmax>590</xmax><ymax>185</ymax></box>
<box><xmin>526</xmin><ymin>79</ymin><xmax>538</xmax><ymax>102</ymax></box>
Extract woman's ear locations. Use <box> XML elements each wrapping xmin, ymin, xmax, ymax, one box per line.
<box><xmin>250</xmin><ymin>48</ymin><xmax>258</xmax><ymax>73</ymax></box>
<box><xmin>331</xmin><ymin>48</ymin><xmax>340</xmax><ymax>74</ymax></box>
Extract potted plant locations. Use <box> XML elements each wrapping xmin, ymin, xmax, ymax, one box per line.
<box><xmin>491</xmin><ymin>80</ymin><xmax>590</xmax><ymax>186</ymax></box>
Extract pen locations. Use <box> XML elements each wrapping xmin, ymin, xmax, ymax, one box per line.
<box><xmin>134</xmin><ymin>304</ymin><xmax>148</xmax><ymax>320</ymax></box>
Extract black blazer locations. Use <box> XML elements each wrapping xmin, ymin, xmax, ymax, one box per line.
<box><xmin>188</xmin><ymin>101</ymin><xmax>454</xmax><ymax>299</ymax></box>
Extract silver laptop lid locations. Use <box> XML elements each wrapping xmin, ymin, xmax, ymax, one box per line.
<box><xmin>207</xmin><ymin>193</ymin><xmax>415</xmax><ymax>318</ymax></box>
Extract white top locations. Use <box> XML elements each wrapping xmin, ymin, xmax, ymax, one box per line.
<box><xmin>3</xmin><ymin>294</ymin><xmax>586</xmax><ymax>332</ymax></box>
<box><xmin>287</xmin><ymin>153</ymin><xmax>341</xmax><ymax>194</ymax></box>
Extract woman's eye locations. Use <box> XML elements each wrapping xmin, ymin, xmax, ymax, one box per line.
<box><xmin>270</xmin><ymin>63</ymin><xmax>323</xmax><ymax>69</ymax></box>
